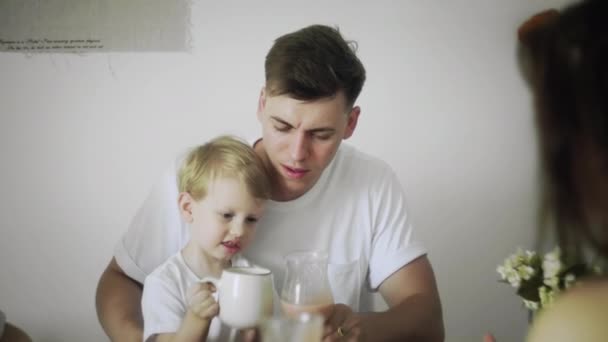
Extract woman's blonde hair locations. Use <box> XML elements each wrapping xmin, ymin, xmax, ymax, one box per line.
<box><xmin>178</xmin><ymin>136</ymin><xmax>271</xmax><ymax>201</ymax></box>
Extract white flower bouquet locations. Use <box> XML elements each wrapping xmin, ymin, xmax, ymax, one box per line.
<box><xmin>496</xmin><ymin>246</ymin><xmax>594</xmax><ymax>311</ymax></box>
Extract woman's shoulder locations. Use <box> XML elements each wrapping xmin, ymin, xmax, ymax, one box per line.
<box><xmin>527</xmin><ymin>278</ymin><xmax>608</xmax><ymax>342</ymax></box>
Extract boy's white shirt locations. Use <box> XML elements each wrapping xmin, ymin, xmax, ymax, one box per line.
<box><xmin>116</xmin><ymin>140</ymin><xmax>427</xmax><ymax>312</ymax></box>
<box><xmin>141</xmin><ymin>252</ymin><xmax>251</xmax><ymax>342</ymax></box>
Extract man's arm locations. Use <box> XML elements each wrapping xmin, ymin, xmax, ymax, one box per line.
<box><xmin>323</xmin><ymin>255</ymin><xmax>444</xmax><ymax>342</ymax></box>
<box><xmin>95</xmin><ymin>257</ymin><xmax>144</xmax><ymax>342</ymax></box>
<box><xmin>364</xmin><ymin>255</ymin><xmax>444</xmax><ymax>342</ymax></box>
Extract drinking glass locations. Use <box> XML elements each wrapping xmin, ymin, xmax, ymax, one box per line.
<box><xmin>280</xmin><ymin>250</ymin><xmax>334</xmax><ymax>318</ymax></box>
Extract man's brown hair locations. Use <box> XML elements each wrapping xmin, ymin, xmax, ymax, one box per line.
<box><xmin>265</xmin><ymin>25</ymin><xmax>366</xmax><ymax>108</ymax></box>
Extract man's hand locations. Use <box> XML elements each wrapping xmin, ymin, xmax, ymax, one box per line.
<box><xmin>186</xmin><ymin>282</ymin><xmax>219</xmax><ymax>321</ymax></box>
<box><xmin>322</xmin><ymin>304</ymin><xmax>365</xmax><ymax>342</ymax></box>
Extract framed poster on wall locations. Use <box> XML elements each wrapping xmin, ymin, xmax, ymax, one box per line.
<box><xmin>0</xmin><ymin>0</ymin><xmax>191</xmax><ymax>53</ymax></box>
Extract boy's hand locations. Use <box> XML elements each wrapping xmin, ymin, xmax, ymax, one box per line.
<box><xmin>186</xmin><ymin>282</ymin><xmax>219</xmax><ymax>321</ymax></box>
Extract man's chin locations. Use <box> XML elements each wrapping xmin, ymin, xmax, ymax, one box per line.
<box><xmin>277</xmin><ymin>177</ymin><xmax>319</xmax><ymax>199</ymax></box>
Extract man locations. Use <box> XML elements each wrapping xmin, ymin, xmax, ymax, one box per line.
<box><xmin>96</xmin><ymin>24</ymin><xmax>444</xmax><ymax>341</ymax></box>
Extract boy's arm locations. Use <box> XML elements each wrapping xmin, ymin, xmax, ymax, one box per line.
<box><xmin>142</xmin><ymin>279</ymin><xmax>218</xmax><ymax>342</ymax></box>
<box><xmin>154</xmin><ymin>312</ymin><xmax>212</xmax><ymax>342</ymax></box>
<box><xmin>95</xmin><ymin>257</ymin><xmax>144</xmax><ymax>341</ymax></box>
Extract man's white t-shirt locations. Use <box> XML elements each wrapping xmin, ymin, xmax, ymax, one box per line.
<box><xmin>141</xmin><ymin>252</ymin><xmax>250</xmax><ymax>342</ymax></box>
<box><xmin>116</xmin><ymin>142</ymin><xmax>426</xmax><ymax>311</ymax></box>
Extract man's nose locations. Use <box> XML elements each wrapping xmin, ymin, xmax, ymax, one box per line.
<box><xmin>290</xmin><ymin>132</ymin><xmax>309</xmax><ymax>161</ymax></box>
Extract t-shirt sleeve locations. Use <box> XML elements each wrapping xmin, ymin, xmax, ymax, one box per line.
<box><xmin>114</xmin><ymin>158</ymin><xmax>187</xmax><ymax>284</ymax></box>
<box><xmin>367</xmin><ymin>167</ymin><xmax>427</xmax><ymax>290</ymax></box>
<box><xmin>142</xmin><ymin>272</ymin><xmax>187</xmax><ymax>342</ymax></box>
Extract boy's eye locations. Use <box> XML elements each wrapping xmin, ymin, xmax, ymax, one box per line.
<box><xmin>246</xmin><ymin>216</ymin><xmax>258</xmax><ymax>224</ymax></box>
<box><xmin>221</xmin><ymin>213</ymin><xmax>234</xmax><ymax>220</ymax></box>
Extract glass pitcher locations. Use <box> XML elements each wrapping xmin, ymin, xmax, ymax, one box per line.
<box><xmin>280</xmin><ymin>250</ymin><xmax>334</xmax><ymax>318</ymax></box>
<box><xmin>260</xmin><ymin>312</ymin><xmax>324</xmax><ymax>342</ymax></box>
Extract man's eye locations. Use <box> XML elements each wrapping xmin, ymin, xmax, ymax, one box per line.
<box><xmin>274</xmin><ymin>125</ymin><xmax>290</xmax><ymax>132</ymax></box>
<box><xmin>314</xmin><ymin>134</ymin><xmax>332</xmax><ymax>140</ymax></box>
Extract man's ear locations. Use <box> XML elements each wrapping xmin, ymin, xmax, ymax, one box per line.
<box><xmin>257</xmin><ymin>87</ymin><xmax>267</xmax><ymax>121</ymax></box>
<box><xmin>343</xmin><ymin>106</ymin><xmax>361</xmax><ymax>139</ymax></box>
<box><xmin>178</xmin><ymin>192</ymin><xmax>195</xmax><ymax>223</ymax></box>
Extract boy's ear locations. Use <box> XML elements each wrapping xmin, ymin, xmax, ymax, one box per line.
<box><xmin>178</xmin><ymin>192</ymin><xmax>195</xmax><ymax>223</ymax></box>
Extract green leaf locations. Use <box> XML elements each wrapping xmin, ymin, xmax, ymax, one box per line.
<box><xmin>517</xmin><ymin>284</ymin><xmax>541</xmax><ymax>302</ymax></box>
<box><xmin>559</xmin><ymin>263</ymin><xmax>588</xmax><ymax>278</ymax></box>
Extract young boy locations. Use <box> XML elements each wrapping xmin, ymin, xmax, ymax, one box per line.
<box><xmin>141</xmin><ymin>135</ymin><xmax>271</xmax><ymax>342</ymax></box>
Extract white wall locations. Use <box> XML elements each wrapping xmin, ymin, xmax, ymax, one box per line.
<box><xmin>0</xmin><ymin>1</ymin><xmax>574</xmax><ymax>341</ymax></box>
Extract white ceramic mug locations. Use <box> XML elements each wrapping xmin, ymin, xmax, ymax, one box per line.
<box><xmin>202</xmin><ymin>266</ymin><xmax>274</xmax><ymax>329</ymax></box>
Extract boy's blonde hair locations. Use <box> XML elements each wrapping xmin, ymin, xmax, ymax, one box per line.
<box><xmin>178</xmin><ymin>136</ymin><xmax>271</xmax><ymax>201</ymax></box>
